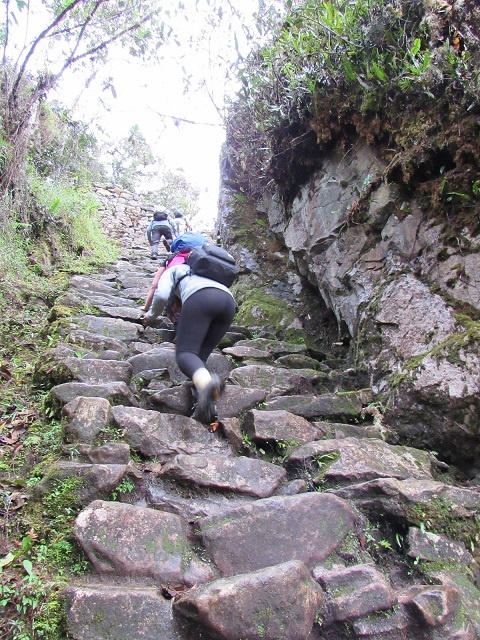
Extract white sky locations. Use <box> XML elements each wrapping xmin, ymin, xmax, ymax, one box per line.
<box><xmin>7</xmin><ymin>0</ymin><xmax>287</xmax><ymax>228</ymax></box>
<box><xmin>51</xmin><ymin>2</ymin><xmax>261</xmax><ymax>229</ymax></box>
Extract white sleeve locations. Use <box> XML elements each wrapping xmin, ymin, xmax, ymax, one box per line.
<box><xmin>145</xmin><ymin>264</ymin><xmax>190</xmax><ymax>320</ymax></box>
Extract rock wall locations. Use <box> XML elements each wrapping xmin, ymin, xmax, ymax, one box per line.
<box><xmin>219</xmin><ymin>138</ymin><xmax>480</xmax><ymax>468</ymax></box>
<box><xmin>94</xmin><ymin>184</ymin><xmax>154</xmax><ymax>250</ymax></box>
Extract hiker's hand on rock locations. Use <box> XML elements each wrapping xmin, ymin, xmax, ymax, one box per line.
<box><xmin>143</xmin><ymin>312</ymin><xmax>156</xmax><ymax>327</ymax></box>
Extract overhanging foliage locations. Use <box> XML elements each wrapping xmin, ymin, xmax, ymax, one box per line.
<box><xmin>225</xmin><ymin>0</ymin><xmax>480</xmax><ymax>201</ymax></box>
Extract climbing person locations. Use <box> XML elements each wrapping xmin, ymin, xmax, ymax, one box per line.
<box><xmin>146</xmin><ymin>207</ymin><xmax>176</xmax><ymax>259</ymax></box>
<box><xmin>143</xmin><ymin>238</ymin><xmax>236</xmax><ymax>425</ymax></box>
<box><xmin>172</xmin><ymin>208</ymin><xmax>192</xmax><ymax>235</ymax></box>
<box><xmin>142</xmin><ymin>231</ymin><xmax>209</xmax><ymax>316</ymax></box>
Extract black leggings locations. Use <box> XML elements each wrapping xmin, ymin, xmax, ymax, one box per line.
<box><xmin>175</xmin><ymin>288</ymin><xmax>235</xmax><ymax>379</ymax></box>
<box><xmin>150</xmin><ymin>226</ymin><xmax>173</xmax><ymax>252</ymax></box>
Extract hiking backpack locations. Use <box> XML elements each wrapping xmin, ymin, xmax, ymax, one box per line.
<box><xmin>185</xmin><ymin>244</ymin><xmax>238</xmax><ymax>287</ymax></box>
<box><xmin>165</xmin><ymin>232</ymin><xmax>209</xmax><ymax>269</ymax></box>
<box><xmin>170</xmin><ymin>231</ymin><xmax>208</xmax><ymax>254</ymax></box>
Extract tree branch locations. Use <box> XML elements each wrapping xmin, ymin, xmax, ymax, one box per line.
<box><xmin>60</xmin><ymin>0</ymin><xmax>106</xmax><ymax>71</ymax></box>
<box><xmin>2</xmin><ymin>0</ymin><xmax>10</xmax><ymax>66</ymax></box>
<box><xmin>10</xmin><ymin>0</ymin><xmax>86</xmax><ymax>104</ymax></box>
<box><xmin>52</xmin><ymin>9</ymin><xmax>158</xmax><ymax>85</ymax></box>
<box><xmin>148</xmin><ymin>107</ymin><xmax>224</xmax><ymax>128</ymax></box>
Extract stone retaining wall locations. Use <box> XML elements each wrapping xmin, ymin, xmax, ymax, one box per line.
<box><xmin>94</xmin><ymin>184</ymin><xmax>153</xmax><ymax>251</ymax></box>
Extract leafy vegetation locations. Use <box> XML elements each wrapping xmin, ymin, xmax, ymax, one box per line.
<box><xmin>225</xmin><ymin>0</ymin><xmax>480</xmax><ymax>214</ymax></box>
<box><xmin>0</xmin><ymin>54</ymin><xmax>121</xmax><ymax>640</ymax></box>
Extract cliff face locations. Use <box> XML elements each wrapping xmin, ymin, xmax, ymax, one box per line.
<box><xmin>261</xmin><ymin>139</ymin><xmax>480</xmax><ymax>465</ymax></box>
<box><xmin>218</xmin><ymin>1</ymin><xmax>480</xmax><ymax>469</ymax></box>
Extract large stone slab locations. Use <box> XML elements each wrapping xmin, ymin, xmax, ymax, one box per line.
<box><xmin>73</xmin><ymin>442</ymin><xmax>130</xmax><ymax>465</ymax></box>
<box><xmin>63</xmin><ymin>396</ymin><xmax>113</xmax><ymax>444</ymax></box>
<box><xmin>74</xmin><ymin>315</ymin><xmax>141</xmax><ymax>342</ymax></box>
<box><xmin>146</xmin><ymin>382</ymin><xmax>195</xmax><ymax>415</ymax></box>
<box><xmin>96</xmin><ymin>305</ymin><xmax>145</xmax><ymax>321</ymax></box>
<box><xmin>263</xmin><ymin>391</ymin><xmax>364</xmax><ymax>419</ymax></box>
<box><xmin>33</xmin><ymin>461</ymin><xmax>126</xmax><ymax>506</ymax></box>
<box><xmin>398</xmin><ymin>584</ymin><xmax>461</xmax><ymax>628</ymax></box>
<box><xmin>174</xmin><ymin>560</ymin><xmax>323</xmax><ymax>640</ymax></box>
<box><xmin>128</xmin><ymin>347</ymin><xmax>232</xmax><ymax>382</ymax></box>
<box><xmin>216</xmin><ymin>385</ymin><xmax>268</xmax><ymax>419</ymax></box>
<box><xmin>116</xmin><ymin>275</ymin><xmax>153</xmax><ymax>289</ymax></box>
<box><xmin>111</xmin><ymin>406</ymin><xmax>226</xmax><ymax>458</ymax></box>
<box><xmin>120</xmin><ymin>286</ymin><xmax>150</xmax><ymax>300</ymax></box>
<box><xmin>286</xmin><ymin>437</ymin><xmax>434</xmax><ymax>485</ymax></box>
<box><xmin>407</xmin><ymin>527</ymin><xmax>475</xmax><ymax>567</ymax></box>
<box><xmin>74</xmin><ymin>500</ymin><xmax>214</xmax><ymax>585</ymax></box>
<box><xmin>332</xmin><ymin>477</ymin><xmax>480</xmax><ymax>535</ymax></box>
<box><xmin>429</xmin><ymin>570</ymin><xmax>480</xmax><ymax>634</ymax></box>
<box><xmin>75</xmin><ymin>293</ymin><xmax>138</xmax><ymax>308</ymax></box>
<box><xmin>314</xmin><ymin>563</ymin><xmax>397</xmax><ymax>622</ymax></box>
<box><xmin>70</xmin><ymin>275</ymin><xmax>119</xmax><ymax>295</ymax></box>
<box><xmin>198</xmin><ymin>492</ymin><xmax>358</xmax><ymax>576</ymax></box>
<box><xmin>66</xmin><ymin>329</ymin><xmax>130</xmax><ymax>357</ymax></box>
<box><xmin>228</xmin><ymin>364</ymin><xmax>322</xmax><ymax>398</ymax></box>
<box><xmin>160</xmin><ymin>454</ymin><xmax>286</xmax><ymax>498</ymax></box>
<box><xmin>222</xmin><ymin>345</ymin><xmax>272</xmax><ymax>360</ymax></box>
<box><xmin>352</xmin><ymin>605</ymin><xmax>412</xmax><ymax>638</ymax></box>
<box><xmin>244</xmin><ymin>409</ymin><xmax>324</xmax><ymax>445</ymax></box>
<box><xmin>147</xmin><ymin>480</ymin><xmax>251</xmax><ymax>521</ymax></box>
<box><xmin>64</xmin><ymin>584</ymin><xmax>185</xmax><ymax>640</ymax></box>
<box><xmin>54</xmin><ymin>358</ymin><xmax>133</xmax><ymax>384</ymax></box>
<box><xmin>232</xmin><ymin>338</ymin><xmax>307</xmax><ymax>355</ymax></box>
<box><xmin>50</xmin><ymin>381</ymin><xmax>139</xmax><ymax>407</ymax></box>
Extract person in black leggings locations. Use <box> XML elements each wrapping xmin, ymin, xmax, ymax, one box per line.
<box><xmin>144</xmin><ymin>263</ymin><xmax>236</xmax><ymax>424</ymax></box>
<box><xmin>176</xmin><ymin>288</ymin><xmax>235</xmax><ymax>381</ymax></box>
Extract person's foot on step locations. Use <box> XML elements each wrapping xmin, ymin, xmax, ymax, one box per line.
<box><xmin>193</xmin><ymin>374</ymin><xmax>225</xmax><ymax>424</ymax></box>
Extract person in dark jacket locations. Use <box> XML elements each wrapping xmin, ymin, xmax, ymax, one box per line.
<box><xmin>146</xmin><ymin>208</ymin><xmax>176</xmax><ymax>258</ymax></box>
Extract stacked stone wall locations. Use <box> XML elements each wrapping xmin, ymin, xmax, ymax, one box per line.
<box><xmin>94</xmin><ymin>184</ymin><xmax>153</xmax><ymax>251</ymax></box>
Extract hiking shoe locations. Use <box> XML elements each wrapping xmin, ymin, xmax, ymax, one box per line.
<box><xmin>151</xmin><ymin>253</ymin><xmax>158</xmax><ymax>260</ymax></box>
<box><xmin>189</xmin><ymin>384</ymin><xmax>199</xmax><ymax>415</ymax></box>
<box><xmin>193</xmin><ymin>374</ymin><xmax>225</xmax><ymax>424</ymax></box>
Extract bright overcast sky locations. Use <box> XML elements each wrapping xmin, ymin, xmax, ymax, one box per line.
<box><xmin>51</xmin><ymin>1</ymin><xmax>262</xmax><ymax>229</ymax></box>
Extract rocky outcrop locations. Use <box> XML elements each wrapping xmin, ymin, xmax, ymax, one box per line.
<box><xmin>219</xmin><ymin>135</ymin><xmax>480</xmax><ymax>468</ymax></box>
<box><xmin>35</xmin><ymin>247</ymin><xmax>480</xmax><ymax>640</ymax></box>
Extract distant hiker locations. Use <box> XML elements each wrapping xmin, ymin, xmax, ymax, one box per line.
<box><xmin>146</xmin><ymin>208</ymin><xmax>176</xmax><ymax>258</ymax></box>
<box><xmin>172</xmin><ymin>208</ymin><xmax>192</xmax><ymax>235</ymax></box>
<box><xmin>143</xmin><ymin>234</ymin><xmax>236</xmax><ymax>425</ymax></box>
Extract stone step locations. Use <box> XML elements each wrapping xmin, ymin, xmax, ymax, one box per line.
<box><xmin>34</xmin><ymin>250</ymin><xmax>480</xmax><ymax>640</ymax></box>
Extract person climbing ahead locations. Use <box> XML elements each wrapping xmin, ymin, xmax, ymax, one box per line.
<box><xmin>146</xmin><ymin>207</ymin><xmax>176</xmax><ymax>258</ymax></box>
<box><xmin>172</xmin><ymin>208</ymin><xmax>192</xmax><ymax>235</ymax></box>
<box><xmin>143</xmin><ymin>239</ymin><xmax>236</xmax><ymax>424</ymax></box>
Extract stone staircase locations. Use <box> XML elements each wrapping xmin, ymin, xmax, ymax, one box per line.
<box><xmin>35</xmin><ymin>247</ymin><xmax>480</xmax><ymax>639</ymax></box>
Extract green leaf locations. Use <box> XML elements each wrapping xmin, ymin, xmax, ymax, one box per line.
<box><xmin>49</xmin><ymin>198</ymin><xmax>61</xmax><ymax>213</ymax></box>
<box><xmin>411</xmin><ymin>38</ymin><xmax>421</xmax><ymax>56</ymax></box>
<box><xmin>21</xmin><ymin>535</ymin><xmax>33</xmax><ymax>552</ymax></box>
<box><xmin>446</xmin><ymin>191</ymin><xmax>470</xmax><ymax>201</ymax></box>
<box><xmin>233</xmin><ymin>193</ymin><xmax>248</xmax><ymax>202</ymax></box>
<box><xmin>0</xmin><ymin>552</ymin><xmax>15</xmax><ymax>568</ymax></box>
<box><xmin>23</xmin><ymin>559</ymin><xmax>34</xmax><ymax>575</ymax></box>
<box><xmin>371</xmin><ymin>61</ymin><xmax>387</xmax><ymax>82</ymax></box>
